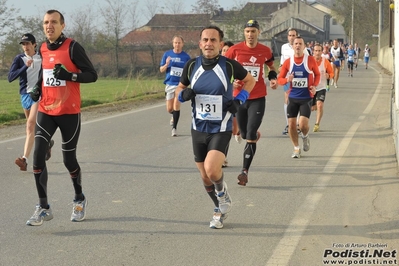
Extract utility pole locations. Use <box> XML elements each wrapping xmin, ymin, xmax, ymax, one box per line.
<box><xmin>351</xmin><ymin>0</ymin><xmax>354</xmax><ymax>44</ymax></box>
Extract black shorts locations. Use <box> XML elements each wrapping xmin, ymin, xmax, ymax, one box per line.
<box><xmin>312</xmin><ymin>89</ymin><xmax>326</xmax><ymax>106</ymax></box>
<box><xmin>287</xmin><ymin>98</ymin><xmax>312</xmax><ymax>118</ymax></box>
<box><xmin>191</xmin><ymin>129</ymin><xmax>231</xmax><ymax>162</ymax></box>
<box><xmin>236</xmin><ymin>97</ymin><xmax>265</xmax><ymax>141</ymax></box>
<box><xmin>347</xmin><ymin>61</ymin><xmax>354</xmax><ymax>70</ymax></box>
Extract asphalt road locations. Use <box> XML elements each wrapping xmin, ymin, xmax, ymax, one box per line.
<box><xmin>1</xmin><ymin>61</ymin><xmax>397</xmax><ymax>266</ymax></box>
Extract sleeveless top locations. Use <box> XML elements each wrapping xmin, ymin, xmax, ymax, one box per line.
<box><xmin>39</xmin><ymin>38</ymin><xmax>80</xmax><ymax>115</ymax></box>
<box><xmin>189</xmin><ymin>56</ymin><xmax>233</xmax><ymax>133</ymax></box>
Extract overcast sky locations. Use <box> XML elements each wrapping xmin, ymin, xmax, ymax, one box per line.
<box><xmin>11</xmin><ymin>0</ymin><xmax>301</xmax><ymax>28</ymax></box>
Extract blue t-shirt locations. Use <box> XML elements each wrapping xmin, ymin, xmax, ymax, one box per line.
<box><xmin>160</xmin><ymin>50</ymin><xmax>191</xmax><ymax>85</ymax></box>
<box><xmin>347</xmin><ymin>49</ymin><xmax>356</xmax><ymax>63</ymax></box>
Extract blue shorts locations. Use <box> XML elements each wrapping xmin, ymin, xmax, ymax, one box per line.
<box><xmin>20</xmin><ymin>94</ymin><xmax>36</xmax><ymax>110</ymax></box>
<box><xmin>333</xmin><ymin>60</ymin><xmax>341</xmax><ymax>67</ymax></box>
<box><xmin>364</xmin><ymin>56</ymin><xmax>370</xmax><ymax>63</ymax></box>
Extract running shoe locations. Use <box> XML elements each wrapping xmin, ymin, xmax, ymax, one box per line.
<box><xmin>222</xmin><ymin>159</ymin><xmax>228</xmax><ymax>168</ymax></box>
<box><xmin>209</xmin><ymin>207</ymin><xmax>228</xmax><ymax>229</ymax></box>
<box><xmin>45</xmin><ymin>139</ymin><xmax>54</xmax><ymax>161</ymax></box>
<box><xmin>15</xmin><ymin>157</ymin><xmax>27</xmax><ymax>171</ymax></box>
<box><xmin>326</xmin><ymin>85</ymin><xmax>330</xmax><ymax>92</ymax></box>
<box><xmin>334</xmin><ymin>83</ymin><xmax>338</xmax><ymax>89</ymax></box>
<box><xmin>170</xmin><ymin>117</ymin><xmax>174</xmax><ymax>127</ymax></box>
<box><xmin>282</xmin><ymin>125</ymin><xmax>289</xmax><ymax>135</ymax></box>
<box><xmin>71</xmin><ymin>197</ymin><xmax>87</xmax><ymax>222</ymax></box>
<box><xmin>313</xmin><ymin>124</ymin><xmax>319</xmax><ymax>132</ymax></box>
<box><xmin>302</xmin><ymin>135</ymin><xmax>310</xmax><ymax>152</ymax></box>
<box><xmin>26</xmin><ymin>204</ymin><xmax>53</xmax><ymax>226</ymax></box>
<box><xmin>237</xmin><ymin>170</ymin><xmax>248</xmax><ymax>186</ymax></box>
<box><xmin>171</xmin><ymin>128</ymin><xmax>177</xmax><ymax>137</ymax></box>
<box><xmin>234</xmin><ymin>134</ymin><xmax>242</xmax><ymax>144</ymax></box>
<box><xmin>292</xmin><ymin>148</ymin><xmax>301</xmax><ymax>158</ymax></box>
<box><xmin>216</xmin><ymin>182</ymin><xmax>232</xmax><ymax>214</ymax></box>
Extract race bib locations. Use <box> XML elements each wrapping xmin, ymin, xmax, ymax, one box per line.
<box><xmin>43</xmin><ymin>69</ymin><xmax>66</xmax><ymax>87</ymax></box>
<box><xmin>292</xmin><ymin>78</ymin><xmax>308</xmax><ymax>88</ymax></box>
<box><xmin>243</xmin><ymin>66</ymin><xmax>260</xmax><ymax>81</ymax></box>
<box><xmin>170</xmin><ymin>66</ymin><xmax>183</xmax><ymax>77</ymax></box>
<box><xmin>195</xmin><ymin>95</ymin><xmax>222</xmax><ymax>120</ymax></box>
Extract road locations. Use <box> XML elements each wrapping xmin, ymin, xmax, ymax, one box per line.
<box><xmin>1</xmin><ymin>61</ymin><xmax>397</xmax><ymax>266</ymax></box>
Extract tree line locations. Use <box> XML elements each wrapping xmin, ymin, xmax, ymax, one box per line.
<box><xmin>0</xmin><ymin>0</ymin><xmax>387</xmax><ymax>78</ymax></box>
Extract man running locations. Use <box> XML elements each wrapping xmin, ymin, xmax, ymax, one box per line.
<box><xmin>330</xmin><ymin>39</ymin><xmax>342</xmax><ymax>89</ymax></box>
<box><xmin>278</xmin><ymin>36</ymin><xmax>320</xmax><ymax>158</ymax></box>
<box><xmin>225</xmin><ymin>19</ymin><xmax>277</xmax><ymax>186</ymax></box>
<box><xmin>160</xmin><ymin>36</ymin><xmax>191</xmax><ymax>136</ymax></box>
<box><xmin>312</xmin><ymin>43</ymin><xmax>334</xmax><ymax>132</ymax></box>
<box><xmin>176</xmin><ymin>25</ymin><xmax>255</xmax><ymax>228</ymax></box>
<box><xmin>26</xmin><ymin>10</ymin><xmax>98</xmax><ymax>226</ymax></box>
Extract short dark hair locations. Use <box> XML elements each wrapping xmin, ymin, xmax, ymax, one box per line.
<box><xmin>46</xmin><ymin>9</ymin><xmax>65</xmax><ymax>24</ymax></box>
<box><xmin>287</xmin><ymin>28</ymin><xmax>298</xmax><ymax>36</ymax></box>
<box><xmin>200</xmin><ymin>25</ymin><xmax>224</xmax><ymax>41</ymax></box>
<box><xmin>224</xmin><ymin>41</ymin><xmax>234</xmax><ymax>47</ymax></box>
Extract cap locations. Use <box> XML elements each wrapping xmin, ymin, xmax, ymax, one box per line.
<box><xmin>245</xmin><ymin>20</ymin><xmax>259</xmax><ymax>29</ymax></box>
<box><xmin>19</xmin><ymin>33</ymin><xmax>36</xmax><ymax>44</ymax></box>
<box><xmin>365</xmin><ymin>44</ymin><xmax>368</xmax><ymax>46</ymax></box>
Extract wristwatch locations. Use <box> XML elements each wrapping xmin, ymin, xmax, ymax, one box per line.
<box><xmin>72</xmin><ymin>73</ymin><xmax>78</xmax><ymax>82</ymax></box>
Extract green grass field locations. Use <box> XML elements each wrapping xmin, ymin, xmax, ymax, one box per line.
<box><xmin>0</xmin><ymin>77</ymin><xmax>165</xmax><ymax>125</ymax></box>
<box><xmin>0</xmin><ymin>59</ymin><xmax>280</xmax><ymax>126</ymax></box>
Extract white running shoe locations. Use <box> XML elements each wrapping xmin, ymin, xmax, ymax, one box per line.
<box><xmin>171</xmin><ymin>128</ymin><xmax>177</xmax><ymax>137</ymax></box>
<box><xmin>302</xmin><ymin>135</ymin><xmax>310</xmax><ymax>152</ymax></box>
<box><xmin>209</xmin><ymin>207</ymin><xmax>228</xmax><ymax>229</ymax></box>
<box><xmin>216</xmin><ymin>182</ymin><xmax>232</xmax><ymax>214</ymax></box>
<box><xmin>234</xmin><ymin>134</ymin><xmax>242</xmax><ymax>144</ymax></box>
<box><xmin>71</xmin><ymin>197</ymin><xmax>88</xmax><ymax>222</ymax></box>
<box><xmin>292</xmin><ymin>148</ymin><xmax>301</xmax><ymax>158</ymax></box>
<box><xmin>26</xmin><ymin>204</ymin><xmax>53</xmax><ymax>226</ymax></box>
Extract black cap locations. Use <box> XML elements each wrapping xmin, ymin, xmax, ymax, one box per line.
<box><xmin>245</xmin><ymin>20</ymin><xmax>259</xmax><ymax>29</ymax></box>
<box><xmin>19</xmin><ymin>33</ymin><xmax>36</xmax><ymax>44</ymax></box>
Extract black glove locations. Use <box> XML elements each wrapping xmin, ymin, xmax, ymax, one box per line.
<box><xmin>225</xmin><ymin>100</ymin><xmax>241</xmax><ymax>114</ymax></box>
<box><xmin>179</xmin><ymin>89</ymin><xmax>196</xmax><ymax>102</ymax></box>
<box><xmin>268</xmin><ymin>70</ymin><xmax>277</xmax><ymax>80</ymax></box>
<box><xmin>29</xmin><ymin>85</ymin><xmax>41</xmax><ymax>102</ymax></box>
<box><xmin>53</xmin><ymin>64</ymin><xmax>72</xmax><ymax>81</ymax></box>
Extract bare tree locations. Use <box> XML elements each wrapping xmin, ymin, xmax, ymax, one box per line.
<box><xmin>98</xmin><ymin>0</ymin><xmax>129</xmax><ymax>77</ymax></box>
<box><xmin>1</xmin><ymin>15</ymin><xmax>42</xmax><ymax>68</ymax></box>
<box><xmin>163</xmin><ymin>0</ymin><xmax>185</xmax><ymax>14</ymax></box>
<box><xmin>128</xmin><ymin>0</ymin><xmax>140</xmax><ymax>30</ymax></box>
<box><xmin>69</xmin><ymin>4</ymin><xmax>97</xmax><ymax>55</ymax></box>
<box><xmin>191</xmin><ymin>0</ymin><xmax>220</xmax><ymax>14</ymax></box>
<box><xmin>143</xmin><ymin>1</ymin><xmax>160</xmax><ymax>21</ymax></box>
<box><xmin>331</xmin><ymin>0</ymin><xmax>388</xmax><ymax>52</ymax></box>
<box><xmin>0</xmin><ymin>0</ymin><xmax>18</xmax><ymax>38</ymax></box>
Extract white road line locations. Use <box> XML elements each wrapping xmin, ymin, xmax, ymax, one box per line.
<box><xmin>265</xmin><ymin>72</ymin><xmax>382</xmax><ymax>266</ymax></box>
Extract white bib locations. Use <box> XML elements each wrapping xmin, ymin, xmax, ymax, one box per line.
<box><xmin>195</xmin><ymin>94</ymin><xmax>222</xmax><ymax>120</ymax></box>
<box><xmin>243</xmin><ymin>66</ymin><xmax>260</xmax><ymax>81</ymax></box>
<box><xmin>292</xmin><ymin>77</ymin><xmax>308</xmax><ymax>88</ymax></box>
<box><xmin>170</xmin><ymin>66</ymin><xmax>183</xmax><ymax>77</ymax></box>
<box><xmin>43</xmin><ymin>69</ymin><xmax>66</xmax><ymax>87</ymax></box>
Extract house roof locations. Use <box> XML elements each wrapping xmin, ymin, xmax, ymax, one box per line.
<box><xmin>145</xmin><ymin>13</ymin><xmax>210</xmax><ymax>28</ymax></box>
<box><xmin>121</xmin><ymin>29</ymin><xmax>201</xmax><ymax>46</ymax></box>
<box><xmin>241</xmin><ymin>2</ymin><xmax>288</xmax><ymax>17</ymax></box>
